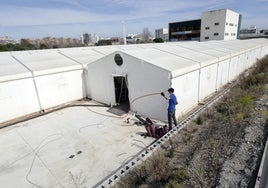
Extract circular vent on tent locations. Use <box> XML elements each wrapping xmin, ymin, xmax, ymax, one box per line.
<box><xmin>114</xmin><ymin>54</ymin><xmax>123</xmax><ymax>66</ymax></box>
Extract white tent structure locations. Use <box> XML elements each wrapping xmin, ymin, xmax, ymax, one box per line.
<box><xmin>86</xmin><ymin>39</ymin><xmax>268</xmax><ymax>121</ymax></box>
<box><xmin>1</xmin><ymin>39</ymin><xmax>268</xmax><ymax>125</ymax></box>
<box><xmin>0</xmin><ymin>50</ymin><xmax>84</xmax><ymax>124</ymax></box>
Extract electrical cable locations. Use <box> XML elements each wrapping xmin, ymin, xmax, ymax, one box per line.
<box><xmin>133</xmin><ymin>139</ymin><xmax>147</xmax><ymax>148</ymax></box>
<box><xmin>86</xmin><ymin>106</ymin><xmax>129</xmax><ymax>119</ymax></box>
<box><xmin>78</xmin><ymin>117</ymin><xmax>108</xmax><ymax>132</ymax></box>
<box><xmin>25</xmin><ymin>133</ymin><xmax>63</xmax><ymax>188</ymax></box>
<box><xmin>86</xmin><ymin>90</ymin><xmax>167</xmax><ymax>120</ymax></box>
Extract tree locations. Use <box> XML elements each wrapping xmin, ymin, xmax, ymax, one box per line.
<box><xmin>96</xmin><ymin>40</ymin><xmax>112</xmax><ymax>46</ymax></box>
<box><xmin>141</xmin><ymin>28</ymin><xmax>153</xmax><ymax>43</ymax></box>
<box><xmin>20</xmin><ymin>39</ymin><xmax>35</xmax><ymax>50</ymax></box>
<box><xmin>153</xmin><ymin>38</ymin><xmax>164</xmax><ymax>43</ymax></box>
<box><xmin>40</xmin><ymin>43</ymin><xmax>49</xmax><ymax>49</ymax></box>
<box><xmin>0</xmin><ymin>44</ymin><xmax>8</xmax><ymax>51</ymax></box>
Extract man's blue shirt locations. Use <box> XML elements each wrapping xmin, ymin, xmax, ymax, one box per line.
<box><xmin>168</xmin><ymin>93</ymin><xmax>177</xmax><ymax>112</ymax></box>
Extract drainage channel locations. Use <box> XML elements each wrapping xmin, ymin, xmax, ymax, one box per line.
<box><xmin>94</xmin><ymin>84</ymin><xmax>234</xmax><ymax>188</ymax></box>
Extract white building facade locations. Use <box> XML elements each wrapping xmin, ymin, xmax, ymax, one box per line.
<box><xmin>155</xmin><ymin>28</ymin><xmax>169</xmax><ymax>41</ymax></box>
<box><xmin>200</xmin><ymin>9</ymin><xmax>241</xmax><ymax>41</ymax></box>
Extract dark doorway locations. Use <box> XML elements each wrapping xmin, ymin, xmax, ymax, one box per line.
<box><xmin>113</xmin><ymin>76</ymin><xmax>129</xmax><ymax>113</ymax></box>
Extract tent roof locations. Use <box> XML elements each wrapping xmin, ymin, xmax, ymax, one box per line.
<box><xmin>153</xmin><ymin>45</ymin><xmax>219</xmax><ymax>67</ymax></box>
<box><xmin>58</xmin><ymin>47</ymin><xmax>106</xmax><ymax>65</ymax></box>
<box><xmin>117</xmin><ymin>48</ymin><xmax>200</xmax><ymax>78</ymax></box>
<box><xmin>1</xmin><ymin>38</ymin><xmax>267</xmax><ymax>81</ymax></box>
<box><xmin>11</xmin><ymin>50</ymin><xmax>82</xmax><ymax>76</ymax></box>
<box><xmin>0</xmin><ymin>52</ymin><xmax>32</xmax><ymax>82</ymax></box>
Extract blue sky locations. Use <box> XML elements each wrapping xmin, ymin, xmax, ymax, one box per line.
<box><xmin>0</xmin><ymin>0</ymin><xmax>267</xmax><ymax>39</ymax></box>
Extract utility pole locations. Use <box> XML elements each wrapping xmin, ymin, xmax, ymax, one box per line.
<box><xmin>122</xmin><ymin>21</ymin><xmax>127</xmax><ymax>45</ymax></box>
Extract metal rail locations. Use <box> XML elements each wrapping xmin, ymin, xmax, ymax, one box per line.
<box><xmin>94</xmin><ymin>84</ymin><xmax>234</xmax><ymax>188</ymax></box>
<box><xmin>255</xmin><ymin>139</ymin><xmax>268</xmax><ymax>188</ymax></box>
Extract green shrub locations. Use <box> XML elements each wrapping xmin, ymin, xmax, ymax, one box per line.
<box><xmin>171</xmin><ymin>169</ymin><xmax>188</xmax><ymax>182</ymax></box>
<box><xmin>236</xmin><ymin>112</ymin><xmax>244</xmax><ymax>121</ymax></box>
<box><xmin>165</xmin><ymin>180</ymin><xmax>184</xmax><ymax>188</ymax></box>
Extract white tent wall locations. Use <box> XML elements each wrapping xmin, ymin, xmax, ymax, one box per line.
<box><xmin>0</xmin><ymin>78</ymin><xmax>40</xmax><ymax>123</ymax></box>
<box><xmin>216</xmin><ymin>59</ymin><xmax>230</xmax><ymax>89</ymax></box>
<box><xmin>12</xmin><ymin>51</ymin><xmax>85</xmax><ymax>111</ymax></box>
<box><xmin>244</xmin><ymin>51</ymin><xmax>252</xmax><ymax>69</ymax></box>
<box><xmin>57</xmin><ymin>48</ymin><xmax>107</xmax><ymax>100</ymax></box>
<box><xmin>263</xmin><ymin>41</ymin><xmax>268</xmax><ymax>56</ymax></box>
<box><xmin>198</xmin><ymin>64</ymin><xmax>218</xmax><ymax>102</ymax></box>
<box><xmin>34</xmin><ymin>70</ymin><xmax>84</xmax><ymax>109</ymax></box>
<box><xmin>0</xmin><ymin>53</ymin><xmax>41</xmax><ymax>124</ymax></box>
<box><xmin>228</xmin><ymin>55</ymin><xmax>240</xmax><ymax>81</ymax></box>
<box><xmin>152</xmin><ymin>45</ymin><xmax>219</xmax><ymax>103</ymax></box>
<box><xmin>171</xmin><ymin>70</ymin><xmax>200</xmax><ymax>118</ymax></box>
<box><xmin>87</xmin><ymin>51</ymin><xmax>171</xmax><ymax>120</ymax></box>
<box><xmin>237</xmin><ymin>54</ymin><xmax>246</xmax><ymax>75</ymax></box>
<box><xmin>251</xmin><ymin>48</ymin><xmax>261</xmax><ymax>66</ymax></box>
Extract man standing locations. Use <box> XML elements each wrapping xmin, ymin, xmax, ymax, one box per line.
<box><xmin>161</xmin><ymin>88</ymin><xmax>178</xmax><ymax>131</ymax></box>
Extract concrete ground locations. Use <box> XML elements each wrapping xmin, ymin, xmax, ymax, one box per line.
<box><xmin>0</xmin><ymin>101</ymin><xmax>156</xmax><ymax>188</ymax></box>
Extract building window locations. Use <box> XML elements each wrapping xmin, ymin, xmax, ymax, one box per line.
<box><xmin>205</xmin><ymin>27</ymin><xmax>210</xmax><ymax>30</ymax></box>
<box><xmin>225</xmin><ymin>33</ymin><xmax>229</xmax><ymax>36</ymax></box>
<box><xmin>215</xmin><ymin>22</ymin><xmax>219</xmax><ymax>26</ymax></box>
<box><xmin>229</xmin><ymin>23</ymin><xmax>234</xmax><ymax>26</ymax></box>
<box><xmin>205</xmin><ymin>37</ymin><xmax>209</xmax><ymax>40</ymax></box>
<box><xmin>231</xmin><ymin>33</ymin><xmax>236</xmax><ymax>36</ymax></box>
<box><xmin>214</xmin><ymin>33</ymin><xmax>219</xmax><ymax>36</ymax></box>
<box><xmin>226</xmin><ymin>22</ymin><xmax>228</xmax><ymax>25</ymax></box>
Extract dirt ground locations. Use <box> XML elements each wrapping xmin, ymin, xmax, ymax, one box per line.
<box><xmin>162</xmin><ymin>85</ymin><xmax>268</xmax><ymax>188</ymax></box>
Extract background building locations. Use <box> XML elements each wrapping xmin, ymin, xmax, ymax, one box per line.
<box><xmin>240</xmin><ymin>26</ymin><xmax>268</xmax><ymax>39</ymax></box>
<box><xmin>169</xmin><ymin>19</ymin><xmax>201</xmax><ymax>41</ymax></box>
<box><xmin>200</xmin><ymin>9</ymin><xmax>241</xmax><ymax>41</ymax></box>
<box><xmin>169</xmin><ymin>9</ymin><xmax>241</xmax><ymax>42</ymax></box>
<box><xmin>155</xmin><ymin>28</ymin><xmax>169</xmax><ymax>41</ymax></box>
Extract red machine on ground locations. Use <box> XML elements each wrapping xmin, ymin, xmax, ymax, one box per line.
<box><xmin>135</xmin><ymin>114</ymin><xmax>168</xmax><ymax>138</ymax></box>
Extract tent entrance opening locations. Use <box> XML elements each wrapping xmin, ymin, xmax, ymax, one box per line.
<box><xmin>113</xmin><ymin>76</ymin><xmax>129</xmax><ymax>112</ymax></box>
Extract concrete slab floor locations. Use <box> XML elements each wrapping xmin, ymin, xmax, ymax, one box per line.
<box><xmin>0</xmin><ymin>101</ymin><xmax>156</xmax><ymax>188</ymax></box>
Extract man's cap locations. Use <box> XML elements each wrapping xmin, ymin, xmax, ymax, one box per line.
<box><xmin>168</xmin><ymin>88</ymin><xmax>174</xmax><ymax>92</ymax></box>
